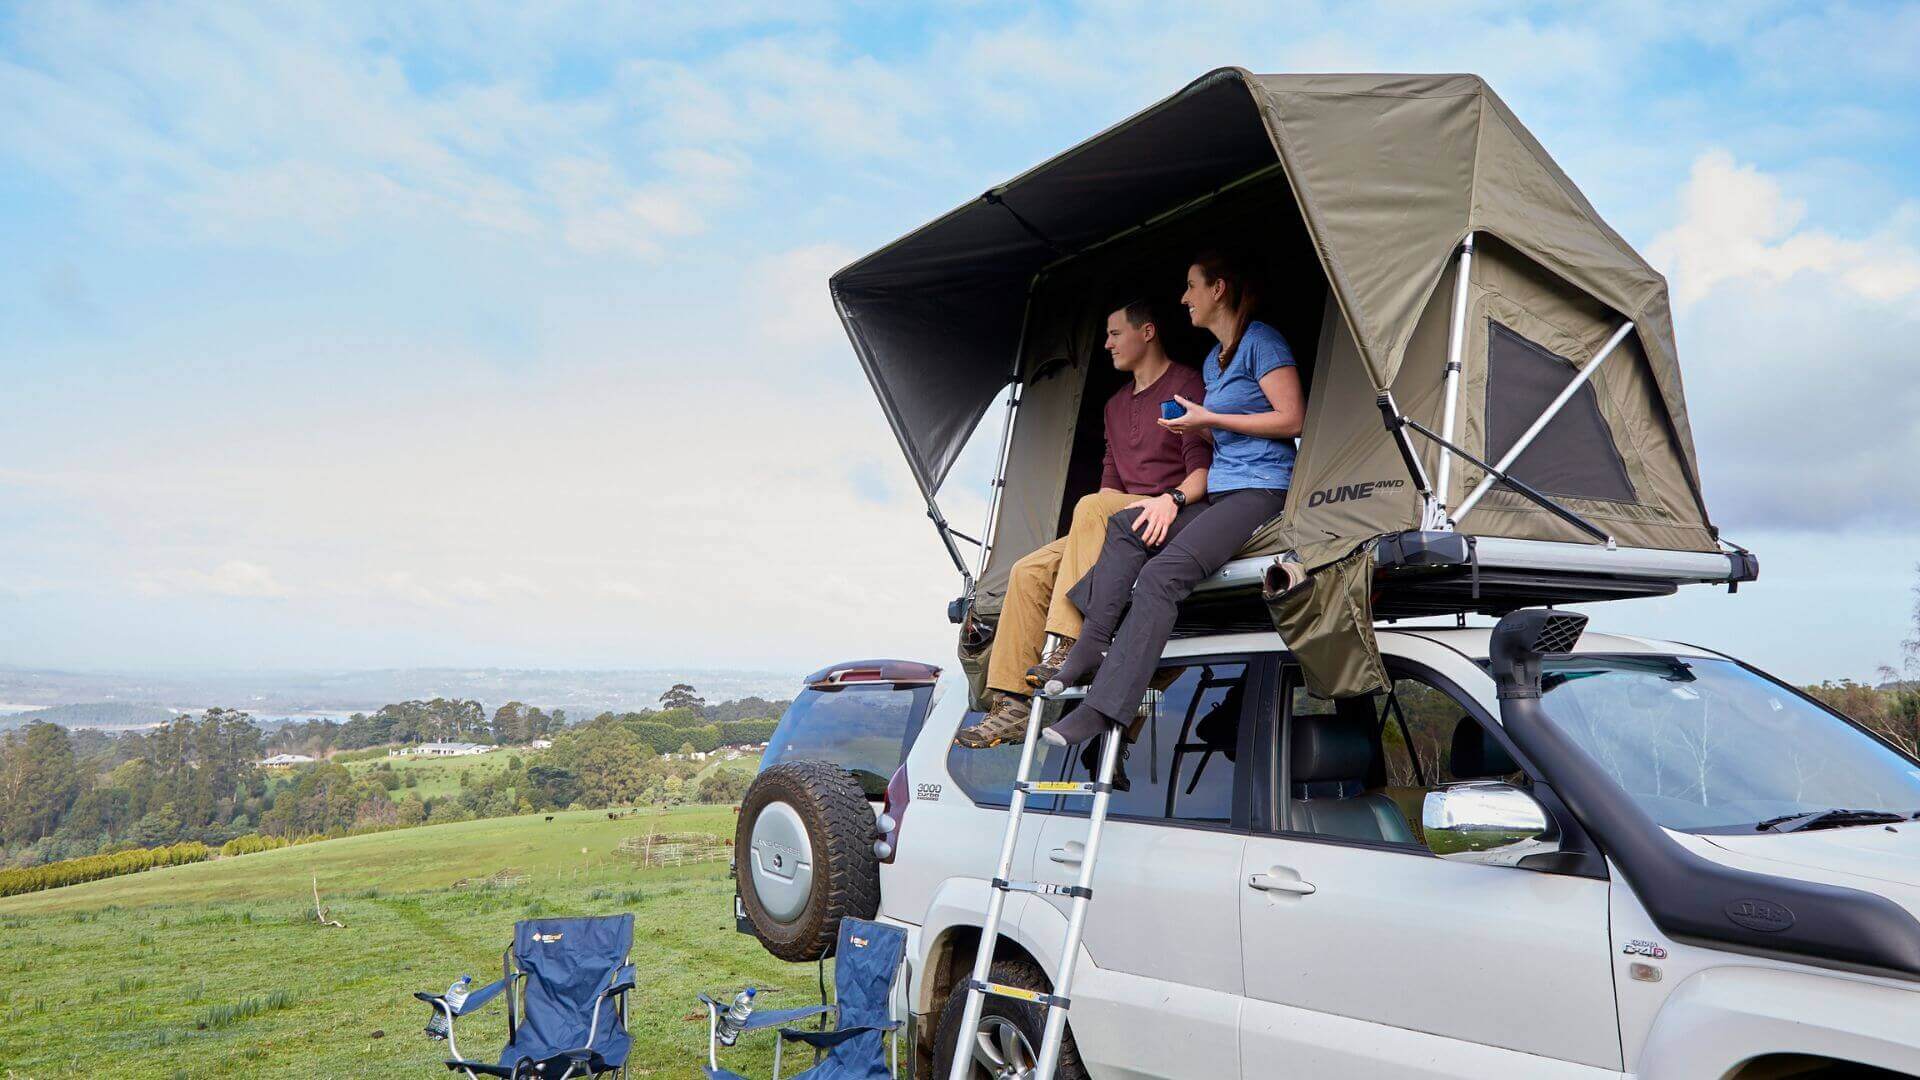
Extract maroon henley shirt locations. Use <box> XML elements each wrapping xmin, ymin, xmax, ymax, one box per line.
<box><xmin>1100</xmin><ymin>362</ymin><xmax>1211</xmax><ymax>494</ymax></box>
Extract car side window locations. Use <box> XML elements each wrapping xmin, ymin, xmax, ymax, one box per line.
<box><xmin>1060</xmin><ymin>658</ymin><xmax>1250</xmax><ymax>825</ymax></box>
<box><xmin>1282</xmin><ymin>668</ymin><xmax>1516</xmax><ymax>850</ymax></box>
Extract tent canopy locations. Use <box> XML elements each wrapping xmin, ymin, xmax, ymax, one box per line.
<box><xmin>831</xmin><ymin>68</ymin><xmax>1701</xmax><ymax>505</ymax></box>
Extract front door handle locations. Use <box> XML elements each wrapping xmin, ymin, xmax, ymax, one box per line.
<box><xmin>1248</xmin><ymin>871</ymin><xmax>1316</xmax><ymax>895</ymax></box>
<box><xmin>1049</xmin><ymin>842</ymin><xmax>1085</xmax><ymax>865</ymax></box>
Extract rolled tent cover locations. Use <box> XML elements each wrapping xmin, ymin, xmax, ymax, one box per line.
<box><xmin>831</xmin><ymin>68</ymin><xmax>1717</xmax><ymax>602</ymax></box>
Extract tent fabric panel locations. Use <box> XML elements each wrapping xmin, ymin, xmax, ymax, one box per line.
<box><xmin>1484</xmin><ymin>322</ymin><xmax>1637</xmax><ymax>504</ymax></box>
<box><xmin>1250</xmin><ymin>79</ymin><xmax>1482</xmax><ymax>393</ymax></box>
<box><xmin>971</xmin><ymin>298</ymin><xmax>1093</xmax><ymax>615</ymax></box>
<box><xmin>1460</xmin><ymin>241</ymin><xmax>1715</xmax><ymax>551</ymax></box>
<box><xmin>1463</xmin><ymin>96</ymin><xmax>1704</xmax><ymax>501</ymax></box>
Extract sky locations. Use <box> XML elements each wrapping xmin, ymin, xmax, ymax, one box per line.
<box><xmin>2</xmin><ymin>1</ymin><xmax>1918</xmax><ymax>684</ymax></box>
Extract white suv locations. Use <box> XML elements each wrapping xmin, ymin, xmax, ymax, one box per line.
<box><xmin>869</xmin><ymin>619</ymin><xmax>1920</xmax><ymax>1079</ymax></box>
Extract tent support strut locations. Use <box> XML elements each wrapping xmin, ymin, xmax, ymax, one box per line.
<box><xmin>1376</xmin><ymin>391</ymin><xmax>1437</xmax><ymax>516</ymax></box>
<box><xmin>1395</xmin><ymin>416</ymin><xmax>1613</xmax><ymax>546</ymax></box>
<box><xmin>1451</xmin><ymin>320</ymin><xmax>1635</xmax><ymax>529</ymax></box>
<box><xmin>1434</xmin><ymin>233</ymin><xmax>1475</xmax><ymax>519</ymax></box>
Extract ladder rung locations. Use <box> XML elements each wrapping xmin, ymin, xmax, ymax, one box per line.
<box><xmin>1038</xmin><ymin>685</ymin><xmax>1089</xmax><ymax>702</ymax></box>
<box><xmin>1014</xmin><ymin>780</ymin><xmax>1109</xmax><ymax>796</ymax></box>
<box><xmin>969</xmin><ymin>978</ymin><xmax>1069</xmax><ymax>1010</ymax></box>
<box><xmin>992</xmin><ymin>877</ymin><xmax>1092</xmax><ymax>900</ymax></box>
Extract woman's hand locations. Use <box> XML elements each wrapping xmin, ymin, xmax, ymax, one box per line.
<box><xmin>1156</xmin><ymin>394</ymin><xmax>1214</xmax><ymax>436</ymax></box>
<box><xmin>1124</xmin><ymin>493</ymin><xmax>1179</xmax><ymax>547</ymax></box>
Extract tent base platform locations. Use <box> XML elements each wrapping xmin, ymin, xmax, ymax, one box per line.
<box><xmin>1180</xmin><ymin>531</ymin><xmax>1758</xmax><ymax>627</ymax></box>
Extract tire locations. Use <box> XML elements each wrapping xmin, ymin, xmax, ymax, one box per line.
<box><xmin>735</xmin><ymin>760</ymin><xmax>879</xmax><ymax>962</ymax></box>
<box><xmin>933</xmin><ymin>958</ymin><xmax>1088</xmax><ymax>1080</ymax></box>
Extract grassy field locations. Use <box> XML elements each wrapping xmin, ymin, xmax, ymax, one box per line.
<box><xmin>343</xmin><ymin>750</ymin><xmax>528</xmax><ymax>800</ymax></box>
<box><xmin>0</xmin><ymin>806</ymin><xmax>838</xmax><ymax>1079</ymax></box>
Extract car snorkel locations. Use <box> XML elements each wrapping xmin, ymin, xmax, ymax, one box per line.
<box><xmin>1490</xmin><ymin>609</ymin><xmax>1920</xmax><ymax>982</ymax></box>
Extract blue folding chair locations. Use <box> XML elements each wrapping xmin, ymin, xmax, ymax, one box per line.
<box><xmin>418</xmin><ymin>914</ymin><xmax>636</xmax><ymax>1079</ymax></box>
<box><xmin>701</xmin><ymin>917</ymin><xmax>907</xmax><ymax>1080</ymax></box>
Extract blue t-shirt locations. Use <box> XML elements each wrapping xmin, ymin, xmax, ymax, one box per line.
<box><xmin>1201</xmin><ymin>320</ymin><xmax>1296</xmax><ymax>494</ymax></box>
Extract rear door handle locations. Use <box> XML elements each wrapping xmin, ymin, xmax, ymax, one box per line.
<box><xmin>1049</xmin><ymin>843</ymin><xmax>1084</xmax><ymax>865</ymax></box>
<box><xmin>1248</xmin><ymin>872</ymin><xmax>1316</xmax><ymax>895</ymax></box>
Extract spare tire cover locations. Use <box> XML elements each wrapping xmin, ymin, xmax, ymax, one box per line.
<box><xmin>736</xmin><ymin>760</ymin><xmax>880</xmax><ymax>962</ymax></box>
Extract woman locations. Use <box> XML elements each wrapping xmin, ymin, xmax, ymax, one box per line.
<box><xmin>1040</xmin><ymin>250</ymin><xmax>1304</xmax><ymax>747</ymax></box>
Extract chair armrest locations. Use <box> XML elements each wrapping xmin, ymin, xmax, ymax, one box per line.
<box><xmin>416</xmin><ymin>976</ymin><xmax>512</xmax><ymax>1018</ymax></box>
<box><xmin>777</xmin><ymin>1021</ymin><xmax>902</xmax><ymax>1048</ymax></box>
<box><xmin>602</xmin><ymin>963</ymin><xmax>636</xmax><ymax>998</ymax></box>
<box><xmin>742</xmin><ymin>1003</ymin><xmax>833</xmax><ymax>1032</ymax></box>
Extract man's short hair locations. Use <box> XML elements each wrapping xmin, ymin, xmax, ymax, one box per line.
<box><xmin>1117</xmin><ymin>299</ymin><xmax>1158</xmax><ymax>332</ymax></box>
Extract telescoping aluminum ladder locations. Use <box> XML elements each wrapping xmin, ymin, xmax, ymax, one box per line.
<box><xmin>946</xmin><ymin>685</ymin><xmax>1123</xmax><ymax>1080</ymax></box>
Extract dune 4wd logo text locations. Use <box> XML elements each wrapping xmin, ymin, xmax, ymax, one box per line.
<box><xmin>1306</xmin><ymin>478</ymin><xmax>1405</xmax><ymax>508</ymax></box>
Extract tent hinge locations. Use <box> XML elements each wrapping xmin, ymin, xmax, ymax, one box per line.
<box><xmin>1376</xmin><ymin>392</ymin><xmax>1443</xmax><ymax>529</ymax></box>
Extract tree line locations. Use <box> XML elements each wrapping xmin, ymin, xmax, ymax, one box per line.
<box><xmin>0</xmin><ymin>684</ymin><xmax>786</xmax><ymax>873</ymax></box>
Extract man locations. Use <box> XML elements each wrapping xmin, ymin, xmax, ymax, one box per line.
<box><xmin>955</xmin><ymin>300</ymin><xmax>1210</xmax><ymax>748</ymax></box>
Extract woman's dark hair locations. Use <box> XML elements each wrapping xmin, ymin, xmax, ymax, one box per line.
<box><xmin>1191</xmin><ymin>249</ymin><xmax>1259</xmax><ymax>369</ymax></box>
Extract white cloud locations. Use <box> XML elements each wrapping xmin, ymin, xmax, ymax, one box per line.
<box><xmin>447</xmin><ymin>575</ymin><xmax>547</xmax><ymax>603</ymax></box>
<box><xmin>751</xmin><ymin>244</ymin><xmax>859</xmax><ymax>348</ymax></box>
<box><xmin>1652</xmin><ymin>150</ymin><xmax>1920</xmax><ymax>308</ymax></box>
<box><xmin>1649</xmin><ymin>152</ymin><xmax>1920</xmax><ymax>532</ymax></box>
<box><xmin>138</xmin><ymin>561</ymin><xmax>291</xmax><ymax>600</ymax></box>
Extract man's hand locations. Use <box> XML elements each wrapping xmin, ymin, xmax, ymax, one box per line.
<box><xmin>1125</xmin><ymin>493</ymin><xmax>1179</xmax><ymax>547</ymax></box>
<box><xmin>1156</xmin><ymin>394</ymin><xmax>1214</xmax><ymax>436</ymax></box>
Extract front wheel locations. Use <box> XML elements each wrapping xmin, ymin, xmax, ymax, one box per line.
<box><xmin>932</xmin><ymin>959</ymin><xmax>1087</xmax><ymax>1080</ymax></box>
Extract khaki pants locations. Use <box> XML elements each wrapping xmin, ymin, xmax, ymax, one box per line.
<box><xmin>986</xmin><ymin>490</ymin><xmax>1141</xmax><ymax>696</ymax></box>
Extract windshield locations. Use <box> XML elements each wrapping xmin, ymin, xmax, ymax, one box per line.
<box><xmin>762</xmin><ymin>683</ymin><xmax>933</xmax><ymax>798</ymax></box>
<box><xmin>1535</xmin><ymin>656</ymin><xmax>1920</xmax><ymax>833</ymax></box>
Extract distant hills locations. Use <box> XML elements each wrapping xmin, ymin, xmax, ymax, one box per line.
<box><xmin>0</xmin><ymin>702</ymin><xmax>180</xmax><ymax>731</ymax></box>
<box><xmin>0</xmin><ymin>665</ymin><xmax>802</xmax><ymax>727</ymax></box>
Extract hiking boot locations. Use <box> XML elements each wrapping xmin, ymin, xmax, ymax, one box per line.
<box><xmin>954</xmin><ymin>693</ymin><xmax>1032</xmax><ymax>749</ymax></box>
<box><xmin>1024</xmin><ymin>636</ymin><xmax>1077</xmax><ymax>689</ymax></box>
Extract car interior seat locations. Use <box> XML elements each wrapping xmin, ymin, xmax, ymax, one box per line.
<box><xmin>1287</xmin><ymin>705</ymin><xmax>1416</xmax><ymax>845</ymax></box>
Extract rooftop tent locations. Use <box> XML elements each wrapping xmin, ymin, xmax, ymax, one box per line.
<box><xmin>831</xmin><ymin>68</ymin><xmax>1750</xmax><ymax>625</ymax></box>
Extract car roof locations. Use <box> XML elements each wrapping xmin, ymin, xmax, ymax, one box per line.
<box><xmin>1160</xmin><ymin>623</ymin><xmax>1721</xmax><ymax>662</ymax></box>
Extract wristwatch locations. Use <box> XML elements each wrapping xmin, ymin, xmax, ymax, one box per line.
<box><xmin>1166</xmin><ymin>489</ymin><xmax>1188</xmax><ymax>508</ymax></box>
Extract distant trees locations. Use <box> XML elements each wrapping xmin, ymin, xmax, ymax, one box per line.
<box><xmin>490</xmin><ymin>701</ymin><xmax>566</xmax><ymax>745</ymax></box>
<box><xmin>0</xmin><ymin>686</ymin><xmax>789</xmax><ymax>870</ymax></box>
<box><xmin>546</xmin><ymin>719</ymin><xmax>661</xmax><ymax>806</ymax></box>
<box><xmin>659</xmin><ymin>683</ymin><xmax>705</xmax><ymax>711</ymax></box>
<box><xmin>0</xmin><ymin>723</ymin><xmax>82</xmax><ymax>846</ymax></box>
<box><xmin>697</xmin><ymin>768</ymin><xmax>752</xmax><ymax>805</ymax></box>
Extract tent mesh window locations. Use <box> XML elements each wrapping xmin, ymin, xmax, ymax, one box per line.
<box><xmin>1484</xmin><ymin>321</ymin><xmax>1636</xmax><ymax>504</ymax></box>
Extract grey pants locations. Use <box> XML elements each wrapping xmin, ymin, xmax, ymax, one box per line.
<box><xmin>1066</xmin><ymin>487</ymin><xmax>1287</xmax><ymax>722</ymax></box>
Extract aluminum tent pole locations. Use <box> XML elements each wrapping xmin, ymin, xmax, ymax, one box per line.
<box><xmin>1433</xmin><ymin>233</ymin><xmax>1476</xmax><ymax>523</ymax></box>
<box><xmin>1451</xmin><ymin>320</ymin><xmax>1635</xmax><ymax>527</ymax></box>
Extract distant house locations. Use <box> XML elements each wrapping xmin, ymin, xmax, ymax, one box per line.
<box><xmin>260</xmin><ymin>753</ymin><xmax>316</xmax><ymax>767</ymax></box>
<box><xmin>412</xmin><ymin>742</ymin><xmax>493</xmax><ymax>757</ymax></box>
<box><xmin>529</xmin><ymin>738</ymin><xmax>553</xmax><ymax>750</ymax></box>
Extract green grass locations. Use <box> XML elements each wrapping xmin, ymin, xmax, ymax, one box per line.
<box><xmin>0</xmin><ymin>806</ymin><xmax>820</xmax><ymax>1079</ymax></box>
<box><xmin>345</xmin><ymin>750</ymin><xmax>530</xmax><ymax>801</ymax></box>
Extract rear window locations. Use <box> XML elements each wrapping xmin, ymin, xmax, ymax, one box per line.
<box><xmin>763</xmin><ymin>683</ymin><xmax>935</xmax><ymax>798</ymax></box>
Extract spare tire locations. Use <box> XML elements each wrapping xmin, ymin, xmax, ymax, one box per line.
<box><xmin>736</xmin><ymin>760</ymin><xmax>880</xmax><ymax>961</ymax></box>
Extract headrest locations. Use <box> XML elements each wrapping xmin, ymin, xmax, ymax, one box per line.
<box><xmin>1449</xmin><ymin>719</ymin><xmax>1519</xmax><ymax>778</ymax></box>
<box><xmin>1289</xmin><ymin>709</ymin><xmax>1375</xmax><ymax>783</ymax></box>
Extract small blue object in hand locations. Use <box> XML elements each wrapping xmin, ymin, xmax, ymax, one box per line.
<box><xmin>1160</xmin><ymin>399</ymin><xmax>1186</xmax><ymax>420</ymax></box>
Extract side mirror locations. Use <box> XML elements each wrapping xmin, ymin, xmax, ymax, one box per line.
<box><xmin>1422</xmin><ymin>782</ymin><xmax>1559</xmax><ymax>866</ymax></box>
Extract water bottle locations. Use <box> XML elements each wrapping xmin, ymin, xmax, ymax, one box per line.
<box><xmin>715</xmin><ymin>986</ymin><xmax>757</xmax><ymax>1046</ymax></box>
<box><xmin>426</xmin><ymin>975</ymin><xmax>473</xmax><ymax>1039</ymax></box>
